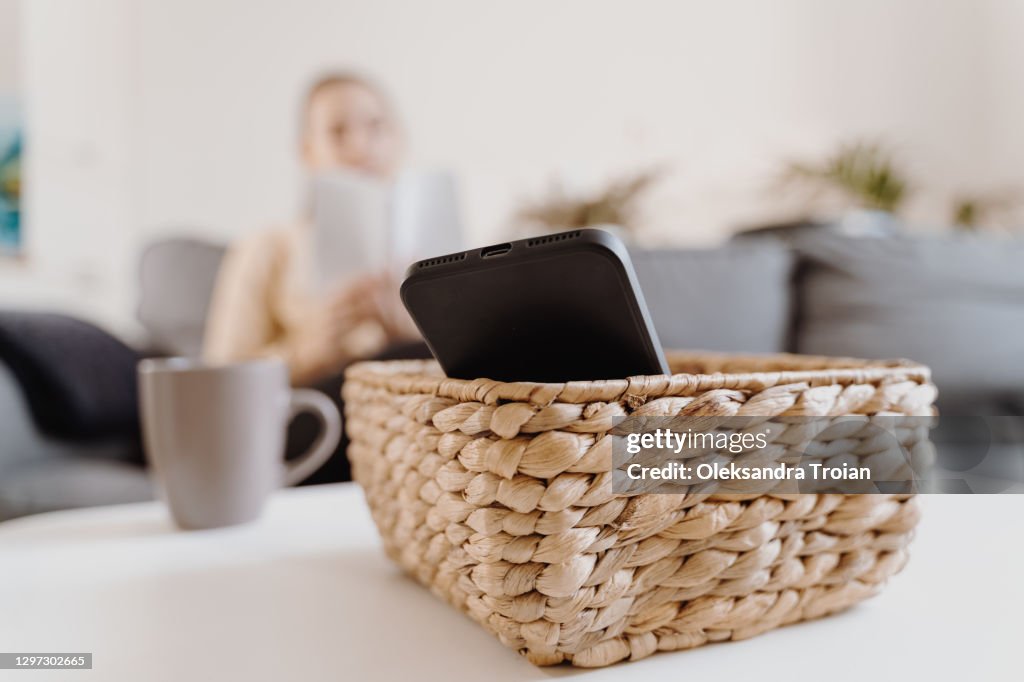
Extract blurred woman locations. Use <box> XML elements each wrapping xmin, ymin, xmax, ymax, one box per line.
<box><xmin>204</xmin><ymin>72</ymin><xmax>411</xmax><ymax>385</ymax></box>
<box><xmin>204</xmin><ymin>72</ymin><xmax>428</xmax><ymax>482</ymax></box>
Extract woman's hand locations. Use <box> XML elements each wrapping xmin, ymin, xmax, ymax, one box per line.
<box><xmin>294</xmin><ymin>275</ymin><xmax>381</xmax><ymax>374</ymax></box>
<box><xmin>370</xmin><ymin>273</ymin><xmax>420</xmax><ymax>342</ymax></box>
<box><xmin>323</xmin><ymin>274</ymin><xmax>383</xmax><ymax>337</ymax></box>
<box><xmin>292</xmin><ymin>272</ymin><xmax>421</xmax><ymax>383</ymax></box>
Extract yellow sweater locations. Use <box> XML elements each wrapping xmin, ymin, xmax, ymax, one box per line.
<box><xmin>203</xmin><ymin>223</ymin><xmax>385</xmax><ymax>385</ymax></box>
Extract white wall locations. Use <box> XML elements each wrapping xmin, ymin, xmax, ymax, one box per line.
<box><xmin>3</xmin><ymin>0</ymin><xmax>1023</xmax><ymax>334</ymax></box>
<box><xmin>0</xmin><ymin>0</ymin><xmax>18</xmax><ymax>87</ymax></box>
<box><xmin>980</xmin><ymin>0</ymin><xmax>1024</xmax><ymax>183</ymax></box>
<box><xmin>0</xmin><ymin>0</ymin><xmax>138</xmax><ymax>332</ymax></box>
<box><xmin>131</xmin><ymin>0</ymin><xmax>995</xmax><ymax>242</ymax></box>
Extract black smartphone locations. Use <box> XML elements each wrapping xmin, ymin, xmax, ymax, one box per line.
<box><xmin>400</xmin><ymin>228</ymin><xmax>669</xmax><ymax>382</ymax></box>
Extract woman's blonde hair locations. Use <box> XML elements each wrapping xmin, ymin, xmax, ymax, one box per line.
<box><xmin>300</xmin><ymin>71</ymin><xmax>395</xmax><ymax>136</ymax></box>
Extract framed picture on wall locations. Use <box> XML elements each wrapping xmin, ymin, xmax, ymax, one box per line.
<box><xmin>0</xmin><ymin>93</ymin><xmax>21</xmax><ymax>256</ymax></box>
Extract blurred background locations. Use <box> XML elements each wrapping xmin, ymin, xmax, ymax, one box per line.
<box><xmin>1</xmin><ymin>0</ymin><xmax>1023</xmax><ymax>335</ymax></box>
<box><xmin>2</xmin><ymin>0</ymin><xmax>1024</xmax><ymax>520</ymax></box>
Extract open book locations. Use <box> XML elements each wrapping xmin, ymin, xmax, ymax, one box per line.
<box><xmin>310</xmin><ymin>169</ymin><xmax>464</xmax><ymax>289</ymax></box>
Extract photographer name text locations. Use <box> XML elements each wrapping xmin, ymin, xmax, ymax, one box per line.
<box><xmin>621</xmin><ymin>428</ymin><xmax>870</xmax><ymax>481</ymax></box>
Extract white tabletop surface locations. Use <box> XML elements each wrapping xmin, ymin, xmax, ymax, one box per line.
<box><xmin>1</xmin><ymin>485</ymin><xmax>1021</xmax><ymax>682</ymax></box>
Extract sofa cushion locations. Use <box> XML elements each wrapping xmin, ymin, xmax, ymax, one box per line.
<box><xmin>0</xmin><ymin>456</ymin><xmax>152</xmax><ymax>521</ymax></box>
<box><xmin>629</xmin><ymin>244</ymin><xmax>795</xmax><ymax>353</ymax></box>
<box><xmin>0</xmin><ymin>359</ymin><xmax>149</xmax><ymax>521</ymax></box>
<box><xmin>0</xmin><ymin>360</ymin><xmax>141</xmax><ymax>468</ymax></box>
<box><xmin>793</xmin><ymin>233</ymin><xmax>1024</xmax><ymax>412</ymax></box>
<box><xmin>0</xmin><ymin>312</ymin><xmax>144</xmax><ymax>446</ymax></box>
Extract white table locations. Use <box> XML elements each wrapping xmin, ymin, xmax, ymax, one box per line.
<box><xmin>1</xmin><ymin>485</ymin><xmax>1021</xmax><ymax>682</ymax></box>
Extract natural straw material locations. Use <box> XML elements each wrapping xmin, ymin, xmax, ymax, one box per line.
<box><xmin>344</xmin><ymin>352</ymin><xmax>935</xmax><ymax>667</ymax></box>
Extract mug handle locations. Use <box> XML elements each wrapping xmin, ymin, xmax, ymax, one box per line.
<box><xmin>283</xmin><ymin>389</ymin><xmax>342</xmax><ymax>486</ymax></box>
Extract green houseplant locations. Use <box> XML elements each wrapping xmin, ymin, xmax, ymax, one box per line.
<box><xmin>783</xmin><ymin>140</ymin><xmax>909</xmax><ymax>213</ymax></box>
<box><xmin>950</xmin><ymin>190</ymin><xmax>1022</xmax><ymax>231</ymax></box>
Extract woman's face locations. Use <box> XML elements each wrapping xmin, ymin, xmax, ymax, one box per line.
<box><xmin>302</xmin><ymin>82</ymin><xmax>401</xmax><ymax>178</ymax></box>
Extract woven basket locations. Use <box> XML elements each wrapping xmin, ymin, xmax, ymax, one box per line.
<box><xmin>344</xmin><ymin>352</ymin><xmax>936</xmax><ymax>667</ymax></box>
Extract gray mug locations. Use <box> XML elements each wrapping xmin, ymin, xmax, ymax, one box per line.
<box><xmin>138</xmin><ymin>358</ymin><xmax>341</xmax><ymax>530</ymax></box>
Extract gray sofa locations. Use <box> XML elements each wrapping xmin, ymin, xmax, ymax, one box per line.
<box><xmin>1</xmin><ymin>230</ymin><xmax>1021</xmax><ymax>521</ymax></box>
<box><xmin>0</xmin><ymin>361</ymin><xmax>152</xmax><ymax>520</ymax></box>
<box><xmin>0</xmin><ymin>238</ymin><xmax>225</xmax><ymax>521</ymax></box>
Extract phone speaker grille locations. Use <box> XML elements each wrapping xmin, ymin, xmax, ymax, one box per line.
<box><xmin>526</xmin><ymin>230</ymin><xmax>582</xmax><ymax>247</ymax></box>
<box><xmin>418</xmin><ymin>252</ymin><xmax>467</xmax><ymax>269</ymax></box>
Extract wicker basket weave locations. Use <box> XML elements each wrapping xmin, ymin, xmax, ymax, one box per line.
<box><xmin>344</xmin><ymin>352</ymin><xmax>936</xmax><ymax>667</ymax></box>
